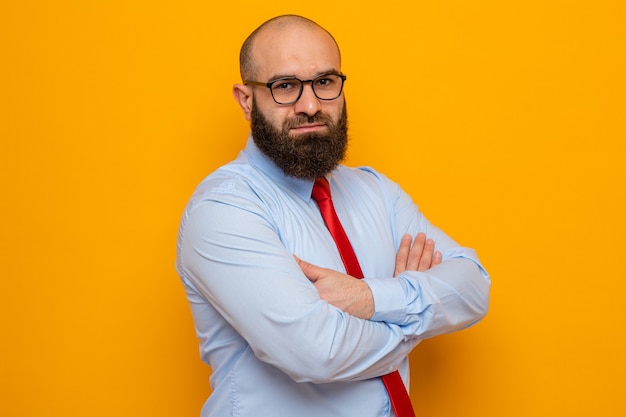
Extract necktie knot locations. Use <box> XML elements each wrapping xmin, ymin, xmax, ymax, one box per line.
<box><xmin>311</xmin><ymin>177</ymin><xmax>331</xmax><ymax>203</ymax></box>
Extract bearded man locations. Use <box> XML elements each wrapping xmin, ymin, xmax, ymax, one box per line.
<box><xmin>176</xmin><ymin>14</ymin><xmax>490</xmax><ymax>417</ymax></box>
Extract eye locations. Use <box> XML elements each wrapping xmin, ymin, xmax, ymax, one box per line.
<box><xmin>314</xmin><ymin>76</ymin><xmax>336</xmax><ymax>89</ymax></box>
<box><xmin>272</xmin><ymin>79</ymin><xmax>299</xmax><ymax>91</ymax></box>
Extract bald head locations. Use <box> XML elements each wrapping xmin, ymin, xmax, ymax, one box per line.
<box><xmin>239</xmin><ymin>15</ymin><xmax>341</xmax><ymax>82</ymax></box>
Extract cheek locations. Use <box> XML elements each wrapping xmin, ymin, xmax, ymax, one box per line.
<box><xmin>256</xmin><ymin>96</ymin><xmax>290</xmax><ymax>126</ymax></box>
<box><xmin>323</xmin><ymin>100</ymin><xmax>345</xmax><ymax>122</ymax></box>
<box><xmin>269</xmin><ymin>108</ymin><xmax>294</xmax><ymax>129</ymax></box>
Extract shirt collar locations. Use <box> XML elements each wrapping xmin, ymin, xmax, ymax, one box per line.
<box><xmin>242</xmin><ymin>134</ymin><xmax>316</xmax><ymax>202</ymax></box>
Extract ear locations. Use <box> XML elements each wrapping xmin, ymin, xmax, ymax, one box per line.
<box><xmin>233</xmin><ymin>83</ymin><xmax>254</xmax><ymax>121</ymax></box>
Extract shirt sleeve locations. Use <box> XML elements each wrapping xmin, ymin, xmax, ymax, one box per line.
<box><xmin>362</xmin><ymin>172</ymin><xmax>491</xmax><ymax>339</ymax></box>
<box><xmin>178</xmin><ymin>182</ymin><xmax>417</xmax><ymax>384</ymax></box>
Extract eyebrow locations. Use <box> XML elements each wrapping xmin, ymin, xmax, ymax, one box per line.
<box><xmin>266</xmin><ymin>69</ymin><xmax>341</xmax><ymax>82</ymax></box>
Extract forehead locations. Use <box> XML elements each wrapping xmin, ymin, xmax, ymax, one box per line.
<box><xmin>252</xmin><ymin>25</ymin><xmax>341</xmax><ymax>80</ymax></box>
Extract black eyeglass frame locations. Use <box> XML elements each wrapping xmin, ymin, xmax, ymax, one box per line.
<box><xmin>244</xmin><ymin>74</ymin><xmax>347</xmax><ymax>105</ymax></box>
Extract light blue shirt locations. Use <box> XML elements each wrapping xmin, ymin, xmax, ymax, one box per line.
<box><xmin>176</xmin><ymin>135</ymin><xmax>490</xmax><ymax>417</ymax></box>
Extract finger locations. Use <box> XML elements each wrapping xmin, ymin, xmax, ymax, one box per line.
<box><xmin>406</xmin><ymin>232</ymin><xmax>426</xmax><ymax>271</ymax></box>
<box><xmin>394</xmin><ymin>234</ymin><xmax>412</xmax><ymax>276</ymax></box>
<box><xmin>295</xmin><ymin>257</ymin><xmax>324</xmax><ymax>282</ymax></box>
<box><xmin>418</xmin><ymin>238</ymin><xmax>435</xmax><ymax>271</ymax></box>
<box><xmin>433</xmin><ymin>251</ymin><xmax>443</xmax><ymax>266</ymax></box>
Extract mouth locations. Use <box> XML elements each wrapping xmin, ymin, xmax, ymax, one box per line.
<box><xmin>289</xmin><ymin>124</ymin><xmax>327</xmax><ymax>135</ymax></box>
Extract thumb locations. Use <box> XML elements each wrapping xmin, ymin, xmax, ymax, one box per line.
<box><xmin>294</xmin><ymin>256</ymin><xmax>323</xmax><ymax>283</ymax></box>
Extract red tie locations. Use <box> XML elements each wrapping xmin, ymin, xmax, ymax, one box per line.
<box><xmin>311</xmin><ymin>177</ymin><xmax>416</xmax><ymax>417</ymax></box>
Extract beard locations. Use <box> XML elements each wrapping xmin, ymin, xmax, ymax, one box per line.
<box><xmin>250</xmin><ymin>98</ymin><xmax>348</xmax><ymax>180</ymax></box>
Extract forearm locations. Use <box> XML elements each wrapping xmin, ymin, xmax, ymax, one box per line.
<box><xmin>365</xmin><ymin>255</ymin><xmax>490</xmax><ymax>339</ymax></box>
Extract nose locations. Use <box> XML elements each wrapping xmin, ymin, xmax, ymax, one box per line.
<box><xmin>293</xmin><ymin>82</ymin><xmax>322</xmax><ymax>116</ymax></box>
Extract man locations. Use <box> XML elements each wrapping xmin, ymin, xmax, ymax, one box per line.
<box><xmin>176</xmin><ymin>14</ymin><xmax>490</xmax><ymax>417</ymax></box>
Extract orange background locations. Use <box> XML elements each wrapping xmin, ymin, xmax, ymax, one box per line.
<box><xmin>2</xmin><ymin>1</ymin><xmax>625</xmax><ymax>416</ymax></box>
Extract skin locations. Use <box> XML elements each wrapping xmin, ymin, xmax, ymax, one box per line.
<box><xmin>395</xmin><ymin>232</ymin><xmax>443</xmax><ymax>276</ymax></box>
<box><xmin>232</xmin><ymin>17</ymin><xmax>442</xmax><ymax>320</ymax></box>
<box><xmin>233</xmin><ymin>21</ymin><xmax>344</xmax><ymax>136</ymax></box>
<box><xmin>297</xmin><ymin>234</ymin><xmax>442</xmax><ymax>319</ymax></box>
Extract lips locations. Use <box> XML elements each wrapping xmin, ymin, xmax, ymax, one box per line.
<box><xmin>285</xmin><ymin>114</ymin><xmax>332</xmax><ymax>135</ymax></box>
<box><xmin>290</xmin><ymin>124</ymin><xmax>326</xmax><ymax>133</ymax></box>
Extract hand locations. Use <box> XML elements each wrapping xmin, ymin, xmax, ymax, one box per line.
<box><xmin>394</xmin><ymin>233</ymin><xmax>442</xmax><ymax>276</ymax></box>
<box><xmin>296</xmin><ymin>257</ymin><xmax>375</xmax><ymax>320</ymax></box>
<box><xmin>296</xmin><ymin>233</ymin><xmax>441</xmax><ymax>319</ymax></box>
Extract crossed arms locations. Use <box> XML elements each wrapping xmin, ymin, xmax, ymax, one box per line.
<box><xmin>178</xmin><ymin>173</ymin><xmax>490</xmax><ymax>383</ymax></box>
<box><xmin>297</xmin><ymin>232</ymin><xmax>442</xmax><ymax>319</ymax></box>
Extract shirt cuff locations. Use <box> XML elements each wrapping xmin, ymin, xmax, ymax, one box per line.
<box><xmin>362</xmin><ymin>277</ymin><xmax>406</xmax><ymax>323</ymax></box>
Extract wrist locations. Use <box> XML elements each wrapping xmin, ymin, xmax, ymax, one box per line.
<box><xmin>362</xmin><ymin>277</ymin><xmax>406</xmax><ymax>323</ymax></box>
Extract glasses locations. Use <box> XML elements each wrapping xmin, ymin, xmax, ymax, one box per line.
<box><xmin>244</xmin><ymin>73</ymin><xmax>347</xmax><ymax>105</ymax></box>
